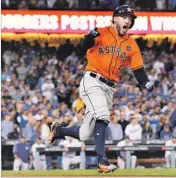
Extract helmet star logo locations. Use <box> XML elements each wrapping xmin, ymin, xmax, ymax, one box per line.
<box><xmin>127</xmin><ymin>8</ymin><xmax>132</xmax><ymax>12</ymax></box>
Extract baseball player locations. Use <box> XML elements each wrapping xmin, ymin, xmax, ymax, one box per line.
<box><xmin>117</xmin><ymin>135</ymin><xmax>137</xmax><ymax>169</ymax></box>
<box><xmin>46</xmin><ymin>5</ymin><xmax>154</xmax><ymax>173</ymax></box>
<box><xmin>13</xmin><ymin>136</ymin><xmax>32</xmax><ymax>171</ymax></box>
<box><xmin>31</xmin><ymin>137</ymin><xmax>47</xmax><ymax>170</ymax></box>
<box><xmin>59</xmin><ymin>136</ymin><xmax>85</xmax><ymax>170</ymax></box>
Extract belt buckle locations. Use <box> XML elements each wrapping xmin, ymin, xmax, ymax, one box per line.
<box><xmin>112</xmin><ymin>83</ymin><xmax>117</xmax><ymax>88</ymax></box>
<box><xmin>95</xmin><ymin>73</ymin><xmax>101</xmax><ymax>80</ymax></box>
<box><xmin>112</xmin><ymin>83</ymin><xmax>115</xmax><ymax>88</ymax></box>
<box><xmin>104</xmin><ymin>78</ymin><xmax>108</xmax><ymax>85</ymax></box>
<box><xmin>109</xmin><ymin>80</ymin><xmax>116</xmax><ymax>88</ymax></box>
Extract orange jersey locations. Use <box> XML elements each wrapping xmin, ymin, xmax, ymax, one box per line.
<box><xmin>85</xmin><ymin>26</ymin><xmax>144</xmax><ymax>82</ymax></box>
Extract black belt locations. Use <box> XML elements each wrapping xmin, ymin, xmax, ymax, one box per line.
<box><xmin>89</xmin><ymin>72</ymin><xmax>116</xmax><ymax>88</ymax></box>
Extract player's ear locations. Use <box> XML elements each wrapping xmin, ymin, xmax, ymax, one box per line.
<box><xmin>112</xmin><ymin>17</ymin><xmax>115</xmax><ymax>24</ymax></box>
<box><xmin>113</xmin><ymin>16</ymin><xmax>118</xmax><ymax>24</ymax></box>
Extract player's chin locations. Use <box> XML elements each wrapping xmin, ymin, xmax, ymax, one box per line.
<box><xmin>119</xmin><ymin>30</ymin><xmax>127</xmax><ymax>36</ymax></box>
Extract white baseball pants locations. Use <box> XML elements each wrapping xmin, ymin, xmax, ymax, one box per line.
<box><xmin>117</xmin><ymin>155</ymin><xmax>137</xmax><ymax>169</ymax></box>
<box><xmin>79</xmin><ymin>71</ymin><xmax>115</xmax><ymax>141</ymax></box>
<box><xmin>62</xmin><ymin>156</ymin><xmax>81</xmax><ymax>170</ymax></box>
<box><xmin>13</xmin><ymin>158</ymin><xmax>29</xmax><ymax>171</ymax></box>
<box><xmin>33</xmin><ymin>159</ymin><xmax>47</xmax><ymax>170</ymax></box>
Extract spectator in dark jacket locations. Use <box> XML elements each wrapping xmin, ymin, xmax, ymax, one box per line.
<box><xmin>13</xmin><ymin>136</ymin><xmax>32</xmax><ymax>170</ymax></box>
<box><xmin>118</xmin><ymin>112</ymin><xmax>129</xmax><ymax>133</ymax></box>
<box><xmin>142</xmin><ymin>121</ymin><xmax>153</xmax><ymax>140</ymax></box>
<box><xmin>160</xmin><ymin>124</ymin><xmax>172</xmax><ymax>140</ymax></box>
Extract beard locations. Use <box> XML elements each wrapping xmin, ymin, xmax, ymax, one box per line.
<box><xmin>115</xmin><ymin>24</ymin><xmax>121</xmax><ymax>36</ymax></box>
<box><xmin>115</xmin><ymin>23</ymin><xmax>129</xmax><ymax>36</ymax></box>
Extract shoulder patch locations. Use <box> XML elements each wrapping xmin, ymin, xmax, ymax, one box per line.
<box><xmin>126</xmin><ymin>46</ymin><xmax>131</xmax><ymax>51</ymax></box>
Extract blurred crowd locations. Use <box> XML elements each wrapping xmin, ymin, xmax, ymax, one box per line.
<box><xmin>2</xmin><ymin>0</ymin><xmax>176</xmax><ymax>11</ymax></box>
<box><xmin>1</xmin><ymin>37</ymin><xmax>176</xmax><ymax>145</ymax></box>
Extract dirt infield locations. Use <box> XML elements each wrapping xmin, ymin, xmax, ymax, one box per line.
<box><xmin>3</xmin><ymin>176</ymin><xmax>173</xmax><ymax>178</ymax></box>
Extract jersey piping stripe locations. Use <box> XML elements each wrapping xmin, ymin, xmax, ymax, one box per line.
<box><xmin>108</xmin><ymin>27</ymin><xmax>117</xmax><ymax>80</ymax></box>
<box><xmin>84</xmin><ymin>110</ymin><xmax>95</xmax><ymax>128</ymax></box>
<box><xmin>112</xmin><ymin>36</ymin><xmax>129</xmax><ymax>75</ymax></box>
<box><xmin>82</xmin><ymin>74</ymin><xmax>97</xmax><ymax>120</ymax></box>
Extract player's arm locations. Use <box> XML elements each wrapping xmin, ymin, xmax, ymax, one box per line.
<box><xmin>133</xmin><ymin>67</ymin><xmax>154</xmax><ymax>92</ymax></box>
<box><xmin>130</xmin><ymin>42</ymin><xmax>154</xmax><ymax>92</ymax></box>
<box><xmin>81</xmin><ymin>27</ymin><xmax>100</xmax><ymax>53</ymax></box>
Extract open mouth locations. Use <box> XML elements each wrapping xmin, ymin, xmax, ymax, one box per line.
<box><xmin>123</xmin><ymin>25</ymin><xmax>128</xmax><ymax>29</ymax></box>
<box><xmin>121</xmin><ymin>25</ymin><xmax>128</xmax><ymax>33</ymax></box>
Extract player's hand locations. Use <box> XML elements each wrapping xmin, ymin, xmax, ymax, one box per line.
<box><xmin>81</xmin><ymin>27</ymin><xmax>100</xmax><ymax>53</ymax></box>
<box><xmin>145</xmin><ymin>81</ymin><xmax>154</xmax><ymax>92</ymax></box>
<box><xmin>89</xmin><ymin>28</ymin><xmax>100</xmax><ymax>38</ymax></box>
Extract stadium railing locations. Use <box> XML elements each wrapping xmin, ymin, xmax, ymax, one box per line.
<box><xmin>2</xmin><ymin>139</ymin><xmax>176</xmax><ymax>170</ymax></box>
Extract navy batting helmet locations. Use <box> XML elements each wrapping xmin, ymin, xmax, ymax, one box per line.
<box><xmin>113</xmin><ymin>5</ymin><xmax>137</xmax><ymax>28</ymax></box>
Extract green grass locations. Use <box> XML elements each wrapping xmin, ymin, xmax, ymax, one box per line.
<box><xmin>2</xmin><ymin>169</ymin><xmax>176</xmax><ymax>177</ymax></box>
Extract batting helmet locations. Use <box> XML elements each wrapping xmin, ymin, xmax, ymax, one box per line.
<box><xmin>112</xmin><ymin>5</ymin><xmax>137</xmax><ymax>28</ymax></box>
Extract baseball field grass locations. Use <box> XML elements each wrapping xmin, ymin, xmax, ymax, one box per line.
<box><xmin>2</xmin><ymin>168</ymin><xmax>176</xmax><ymax>177</ymax></box>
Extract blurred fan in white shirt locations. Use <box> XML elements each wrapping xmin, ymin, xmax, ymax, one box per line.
<box><xmin>125</xmin><ymin>114</ymin><xmax>142</xmax><ymax>141</ymax></box>
<box><xmin>59</xmin><ymin>136</ymin><xmax>85</xmax><ymax>170</ymax></box>
<box><xmin>31</xmin><ymin>137</ymin><xmax>47</xmax><ymax>170</ymax></box>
